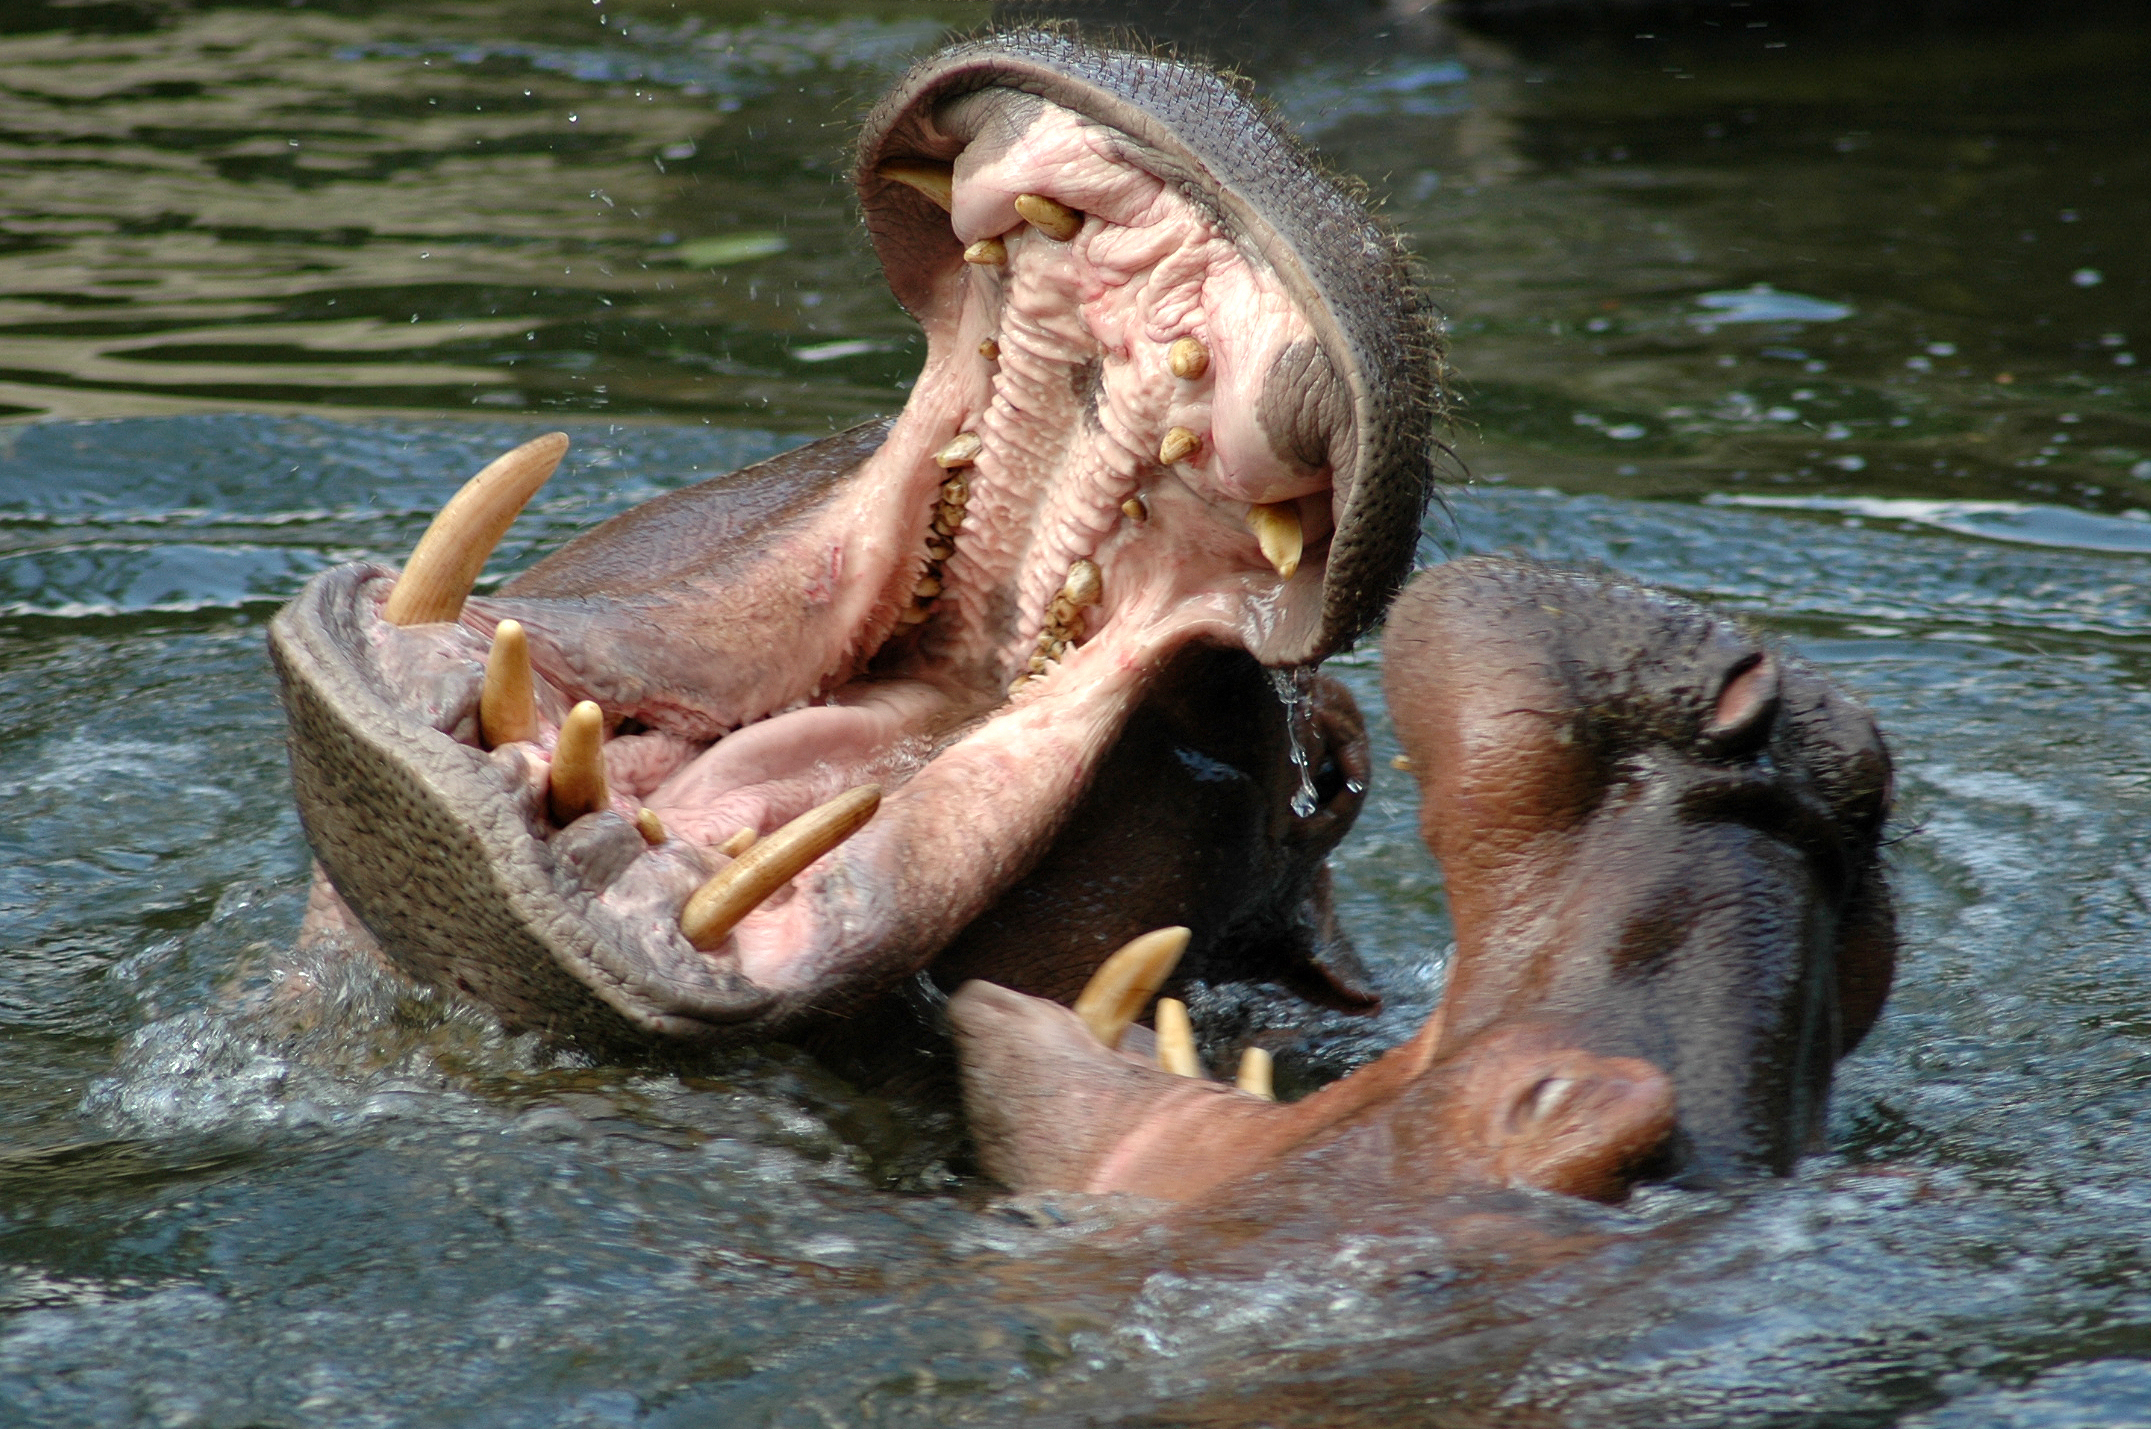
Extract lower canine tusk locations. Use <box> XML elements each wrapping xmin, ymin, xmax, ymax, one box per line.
<box><xmin>962</xmin><ymin>236</ymin><xmax>1006</xmax><ymax>266</ymax></box>
<box><xmin>548</xmin><ymin>701</ymin><xmax>609</xmax><ymax>825</ymax></box>
<box><xmin>1072</xmin><ymin>926</ymin><xmax>1190</xmax><ymax>1049</ymax></box>
<box><xmin>480</xmin><ymin>619</ymin><xmax>539</xmax><ymax>747</ymax></box>
<box><xmin>1013</xmin><ymin>192</ymin><xmax>1081</xmax><ymax>241</ymax></box>
<box><xmin>383</xmin><ymin>432</ymin><xmax>568</xmax><ymax>626</ymax></box>
<box><xmin>1155</xmin><ymin>998</ymin><xmax>1201</xmax><ymax>1078</ymax></box>
<box><xmin>876</xmin><ymin>158</ymin><xmax>953</xmax><ymax>211</ymax></box>
<box><xmin>1244</xmin><ymin>501</ymin><xmax>1303</xmax><ymax>581</ymax></box>
<box><xmin>1236</xmin><ymin>1047</ymin><xmax>1275</xmax><ymax>1100</ymax></box>
<box><xmin>681</xmin><ymin>785</ymin><xmax>882</xmax><ymax>951</ymax></box>
<box><xmin>1158</xmin><ymin>426</ymin><xmax>1202</xmax><ymax>466</ymax></box>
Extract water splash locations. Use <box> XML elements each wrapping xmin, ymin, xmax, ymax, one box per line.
<box><xmin>1268</xmin><ymin>666</ymin><xmax>1322</xmax><ymax>818</ymax></box>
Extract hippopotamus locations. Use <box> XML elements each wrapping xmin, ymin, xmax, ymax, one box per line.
<box><xmin>266</xmin><ymin>31</ymin><xmax>1438</xmax><ymax>1047</ymax></box>
<box><xmin>950</xmin><ymin>556</ymin><xmax>1897</xmax><ymax>1201</ymax></box>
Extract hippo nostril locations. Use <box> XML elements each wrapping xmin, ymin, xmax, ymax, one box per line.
<box><xmin>1521</xmin><ymin>1075</ymin><xmax>1577</xmax><ymax>1127</ymax></box>
<box><xmin>1704</xmin><ymin>651</ymin><xmax>1780</xmax><ymax>752</ymax></box>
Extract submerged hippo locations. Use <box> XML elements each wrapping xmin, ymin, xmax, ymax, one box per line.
<box><xmin>951</xmin><ymin>557</ymin><xmax>1896</xmax><ymax>1201</ymax></box>
<box><xmin>267</xmin><ymin>32</ymin><xmax>1438</xmax><ymax>1046</ymax></box>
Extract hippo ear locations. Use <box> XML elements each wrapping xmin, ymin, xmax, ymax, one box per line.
<box><xmin>1703</xmin><ymin>651</ymin><xmax>1780</xmax><ymax>753</ymax></box>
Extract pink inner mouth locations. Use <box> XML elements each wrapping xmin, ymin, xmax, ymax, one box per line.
<box><xmin>360</xmin><ymin>95</ymin><xmax>1347</xmax><ymax>1001</ymax></box>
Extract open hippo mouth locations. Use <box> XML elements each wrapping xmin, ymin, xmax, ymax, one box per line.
<box><xmin>268</xmin><ymin>32</ymin><xmax>1439</xmax><ymax>1045</ymax></box>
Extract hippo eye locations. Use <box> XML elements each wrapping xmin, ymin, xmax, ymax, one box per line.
<box><xmin>1312</xmin><ymin>750</ymin><xmax>1349</xmax><ymax>809</ymax></box>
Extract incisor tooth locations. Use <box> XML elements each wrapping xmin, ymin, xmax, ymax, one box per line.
<box><xmin>480</xmin><ymin>619</ymin><xmax>539</xmax><ymax>747</ymax></box>
<box><xmin>978</xmin><ymin>338</ymin><xmax>1000</xmax><ymax>361</ymax></box>
<box><xmin>1236</xmin><ymin>1047</ymin><xmax>1275</xmax><ymax>1100</ymax></box>
<box><xmin>636</xmin><ymin>808</ymin><xmax>667</xmax><ymax>845</ymax></box>
<box><xmin>1121</xmin><ymin>495</ymin><xmax>1147</xmax><ymax>522</ymax></box>
<box><xmin>1072</xmin><ymin>926</ymin><xmax>1190</xmax><ymax>1049</ymax></box>
<box><xmin>1013</xmin><ymin>192</ymin><xmax>1081</xmax><ymax>241</ymax></box>
<box><xmin>548</xmin><ymin>700</ymin><xmax>608</xmax><ymax>825</ymax></box>
<box><xmin>1167</xmin><ymin>336</ymin><xmax>1210</xmax><ymax>380</ymax></box>
<box><xmin>383</xmin><ymin>433</ymin><xmax>568</xmax><ymax>626</ymax></box>
<box><xmin>718</xmin><ymin>825</ymin><xmax>757</xmax><ymax>858</ymax></box>
<box><xmin>935</xmin><ymin>432</ymin><xmax>982</xmax><ymax>469</ymax></box>
<box><xmin>680</xmin><ymin>785</ymin><xmax>882</xmax><ymax>951</ymax></box>
<box><xmin>1158</xmin><ymin>426</ymin><xmax>1202</xmax><ymax>466</ymax></box>
<box><xmin>875</xmin><ymin>157</ymin><xmax>954</xmax><ymax>212</ymax></box>
<box><xmin>1244</xmin><ymin>500</ymin><xmax>1303</xmax><ymax>581</ymax></box>
<box><xmin>1155</xmin><ymin>998</ymin><xmax>1201</xmax><ymax>1078</ymax></box>
<box><xmin>962</xmin><ymin>236</ymin><xmax>1006</xmax><ymax>266</ymax></box>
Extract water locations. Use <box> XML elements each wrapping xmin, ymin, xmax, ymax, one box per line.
<box><xmin>3</xmin><ymin>2</ymin><xmax>2151</xmax><ymax>1424</ymax></box>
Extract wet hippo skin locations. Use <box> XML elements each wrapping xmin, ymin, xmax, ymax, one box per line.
<box><xmin>267</xmin><ymin>32</ymin><xmax>1439</xmax><ymax>1047</ymax></box>
<box><xmin>951</xmin><ymin>555</ymin><xmax>1896</xmax><ymax>1201</ymax></box>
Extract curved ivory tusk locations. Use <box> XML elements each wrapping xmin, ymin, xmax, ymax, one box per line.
<box><xmin>1013</xmin><ymin>192</ymin><xmax>1081</xmax><ymax>241</ymax></box>
<box><xmin>383</xmin><ymin>432</ymin><xmax>568</xmax><ymax>626</ymax></box>
<box><xmin>1154</xmin><ymin>998</ymin><xmax>1201</xmax><ymax>1078</ymax></box>
<box><xmin>480</xmin><ymin>619</ymin><xmax>539</xmax><ymax>748</ymax></box>
<box><xmin>681</xmin><ymin>785</ymin><xmax>882</xmax><ymax>951</ymax></box>
<box><xmin>876</xmin><ymin>158</ymin><xmax>954</xmax><ymax>211</ymax></box>
<box><xmin>548</xmin><ymin>700</ymin><xmax>609</xmax><ymax>825</ymax></box>
<box><xmin>1244</xmin><ymin>500</ymin><xmax>1303</xmax><ymax>581</ymax></box>
<box><xmin>1071</xmin><ymin>926</ymin><xmax>1190</xmax><ymax>1050</ymax></box>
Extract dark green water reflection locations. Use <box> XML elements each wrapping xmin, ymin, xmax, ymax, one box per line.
<box><xmin>4</xmin><ymin>3</ymin><xmax>2151</xmax><ymax>1425</ymax></box>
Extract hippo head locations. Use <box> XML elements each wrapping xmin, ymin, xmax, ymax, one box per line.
<box><xmin>266</xmin><ymin>32</ymin><xmax>1440</xmax><ymax>1045</ymax></box>
<box><xmin>1385</xmin><ymin>556</ymin><xmax>1898</xmax><ymax>1181</ymax></box>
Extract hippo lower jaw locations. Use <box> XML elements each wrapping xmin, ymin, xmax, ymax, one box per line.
<box><xmin>268</xmin><ymin>33</ymin><xmax>1437</xmax><ymax>1044</ymax></box>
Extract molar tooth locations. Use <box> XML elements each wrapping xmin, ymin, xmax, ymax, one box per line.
<box><xmin>680</xmin><ymin>785</ymin><xmax>882</xmax><ymax>951</ymax></box>
<box><xmin>897</xmin><ymin>605</ymin><xmax>932</xmax><ymax>625</ymax></box>
<box><xmin>635</xmin><ymin>808</ymin><xmax>667</xmax><ymax>845</ymax></box>
<box><xmin>937</xmin><ymin>503</ymin><xmax>967</xmax><ymax>532</ymax></box>
<box><xmin>548</xmin><ymin>700</ymin><xmax>609</xmax><ymax>825</ymax></box>
<box><xmin>978</xmin><ymin>338</ymin><xmax>1000</xmax><ymax>361</ymax></box>
<box><xmin>913</xmin><ymin>574</ymin><xmax>943</xmax><ymax>599</ymax></box>
<box><xmin>962</xmin><ymin>236</ymin><xmax>1006</xmax><ymax>266</ymax></box>
<box><xmin>383</xmin><ymin>432</ymin><xmax>569</xmax><ymax>626</ymax></box>
<box><xmin>1013</xmin><ymin>193</ymin><xmax>1081</xmax><ymax>241</ymax></box>
<box><xmin>1059</xmin><ymin>558</ymin><xmax>1103</xmax><ymax>610</ymax></box>
<box><xmin>874</xmin><ymin>157</ymin><xmax>954</xmax><ymax>212</ymax></box>
<box><xmin>1155</xmin><ymin>998</ymin><xmax>1202</xmax><ymax>1078</ymax></box>
<box><xmin>1244</xmin><ymin>501</ymin><xmax>1304</xmax><ymax>581</ymax></box>
<box><xmin>1167</xmin><ymin>336</ymin><xmax>1210</xmax><ymax>380</ymax></box>
<box><xmin>935</xmin><ymin>433</ymin><xmax>982</xmax><ymax>469</ymax></box>
<box><xmin>940</xmin><ymin>475</ymin><xmax>971</xmax><ymax>505</ymax></box>
<box><xmin>1157</xmin><ymin>426</ymin><xmax>1202</xmax><ymax>466</ymax></box>
<box><xmin>926</xmin><ymin>539</ymin><xmax>955</xmax><ymax>561</ymax></box>
<box><xmin>1072</xmin><ymin>926</ymin><xmax>1191</xmax><ymax>1050</ymax></box>
<box><xmin>718</xmin><ymin>826</ymin><xmax>757</xmax><ymax>858</ymax></box>
<box><xmin>1121</xmin><ymin>495</ymin><xmax>1148</xmax><ymax>522</ymax></box>
<box><xmin>1236</xmin><ymin>1047</ymin><xmax>1275</xmax><ymax>1100</ymax></box>
<box><xmin>480</xmin><ymin>618</ymin><xmax>539</xmax><ymax>748</ymax></box>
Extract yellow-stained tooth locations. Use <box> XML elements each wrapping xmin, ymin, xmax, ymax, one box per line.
<box><xmin>548</xmin><ymin>700</ymin><xmax>608</xmax><ymax>825</ymax></box>
<box><xmin>718</xmin><ymin>825</ymin><xmax>757</xmax><ymax>858</ymax></box>
<box><xmin>1059</xmin><ymin>558</ymin><xmax>1102</xmax><ymax>610</ymax></box>
<box><xmin>1158</xmin><ymin>426</ymin><xmax>1202</xmax><ymax>466</ymax></box>
<box><xmin>480</xmin><ymin>619</ymin><xmax>539</xmax><ymax>748</ymax></box>
<box><xmin>1244</xmin><ymin>500</ymin><xmax>1303</xmax><ymax>581</ymax></box>
<box><xmin>636</xmin><ymin>808</ymin><xmax>667</xmax><ymax>845</ymax></box>
<box><xmin>978</xmin><ymin>338</ymin><xmax>1000</xmax><ymax>361</ymax></box>
<box><xmin>1072</xmin><ymin>926</ymin><xmax>1190</xmax><ymax>1049</ymax></box>
<box><xmin>383</xmin><ymin>433</ymin><xmax>569</xmax><ymax>626</ymax></box>
<box><xmin>962</xmin><ymin>237</ymin><xmax>1006</xmax><ymax>266</ymax></box>
<box><xmin>1167</xmin><ymin>336</ymin><xmax>1210</xmax><ymax>380</ymax></box>
<box><xmin>936</xmin><ymin>432</ymin><xmax>983</xmax><ymax>469</ymax></box>
<box><xmin>1155</xmin><ymin>998</ymin><xmax>1201</xmax><ymax>1078</ymax></box>
<box><xmin>875</xmin><ymin>158</ymin><xmax>954</xmax><ymax>212</ymax></box>
<box><xmin>1236</xmin><ymin>1047</ymin><xmax>1275</xmax><ymax>1100</ymax></box>
<box><xmin>1121</xmin><ymin>494</ymin><xmax>1148</xmax><ymax>522</ymax></box>
<box><xmin>1013</xmin><ymin>193</ymin><xmax>1081</xmax><ymax>241</ymax></box>
<box><xmin>681</xmin><ymin>785</ymin><xmax>882</xmax><ymax>951</ymax></box>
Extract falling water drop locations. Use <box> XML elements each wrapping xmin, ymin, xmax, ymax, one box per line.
<box><xmin>1268</xmin><ymin>666</ymin><xmax>1321</xmax><ymax>817</ymax></box>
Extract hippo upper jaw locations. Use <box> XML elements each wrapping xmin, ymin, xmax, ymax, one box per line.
<box><xmin>268</xmin><ymin>32</ymin><xmax>1437</xmax><ymax>1045</ymax></box>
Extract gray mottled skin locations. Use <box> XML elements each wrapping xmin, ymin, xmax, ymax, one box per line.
<box><xmin>268</xmin><ymin>33</ymin><xmax>1442</xmax><ymax>1047</ymax></box>
<box><xmin>857</xmin><ymin>29</ymin><xmax>1443</xmax><ymax>662</ymax></box>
